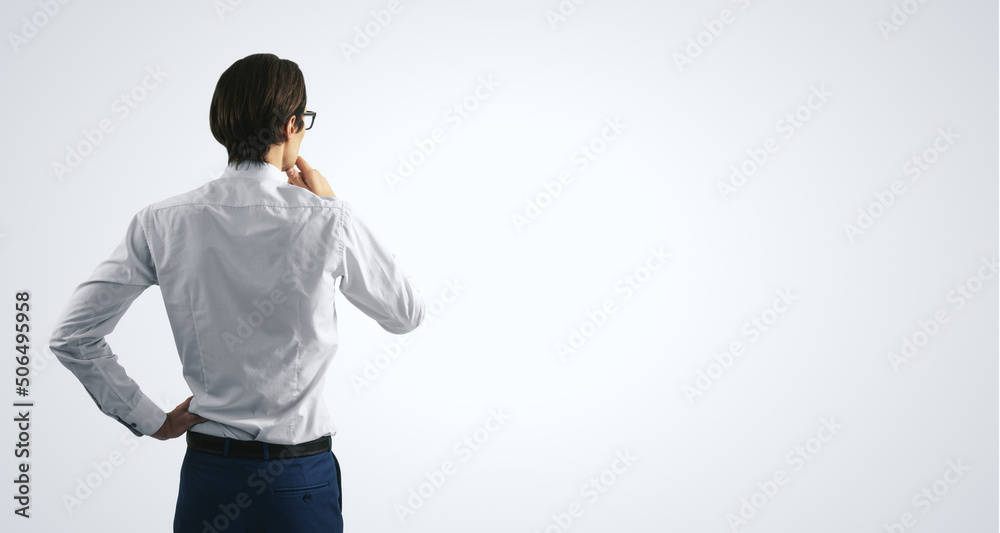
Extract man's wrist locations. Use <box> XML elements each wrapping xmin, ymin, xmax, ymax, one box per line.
<box><xmin>122</xmin><ymin>393</ymin><xmax>168</xmax><ymax>436</ymax></box>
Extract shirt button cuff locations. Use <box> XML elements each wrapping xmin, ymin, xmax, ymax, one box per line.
<box><xmin>122</xmin><ymin>392</ymin><xmax>168</xmax><ymax>436</ymax></box>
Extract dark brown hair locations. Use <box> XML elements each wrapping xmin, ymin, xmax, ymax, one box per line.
<box><xmin>210</xmin><ymin>53</ymin><xmax>307</xmax><ymax>166</ymax></box>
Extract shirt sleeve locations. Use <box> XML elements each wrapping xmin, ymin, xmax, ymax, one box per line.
<box><xmin>48</xmin><ymin>207</ymin><xmax>167</xmax><ymax>437</ymax></box>
<box><xmin>337</xmin><ymin>202</ymin><xmax>426</xmax><ymax>334</ymax></box>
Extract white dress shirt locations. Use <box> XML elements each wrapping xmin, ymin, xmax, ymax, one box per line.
<box><xmin>49</xmin><ymin>161</ymin><xmax>425</xmax><ymax>444</ymax></box>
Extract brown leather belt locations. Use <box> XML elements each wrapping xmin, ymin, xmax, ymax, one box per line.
<box><xmin>186</xmin><ymin>431</ymin><xmax>331</xmax><ymax>459</ymax></box>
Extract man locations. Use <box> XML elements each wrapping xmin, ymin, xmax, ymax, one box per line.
<box><xmin>49</xmin><ymin>53</ymin><xmax>425</xmax><ymax>532</ymax></box>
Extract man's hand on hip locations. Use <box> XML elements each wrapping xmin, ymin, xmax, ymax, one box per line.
<box><xmin>152</xmin><ymin>395</ymin><xmax>208</xmax><ymax>441</ymax></box>
<box><xmin>287</xmin><ymin>156</ymin><xmax>336</xmax><ymax>197</ymax></box>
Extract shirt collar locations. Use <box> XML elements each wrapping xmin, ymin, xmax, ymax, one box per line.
<box><xmin>222</xmin><ymin>161</ymin><xmax>287</xmax><ymax>183</ymax></box>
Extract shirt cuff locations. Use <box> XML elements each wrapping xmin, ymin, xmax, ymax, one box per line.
<box><xmin>120</xmin><ymin>393</ymin><xmax>168</xmax><ymax>437</ymax></box>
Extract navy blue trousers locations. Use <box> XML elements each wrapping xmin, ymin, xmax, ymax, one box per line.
<box><xmin>173</xmin><ymin>444</ymin><xmax>343</xmax><ymax>533</ymax></box>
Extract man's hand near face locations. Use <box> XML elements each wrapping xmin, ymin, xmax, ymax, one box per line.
<box><xmin>286</xmin><ymin>156</ymin><xmax>336</xmax><ymax>197</ymax></box>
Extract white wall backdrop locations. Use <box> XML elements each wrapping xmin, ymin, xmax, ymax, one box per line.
<box><xmin>1</xmin><ymin>0</ymin><xmax>997</xmax><ymax>532</ymax></box>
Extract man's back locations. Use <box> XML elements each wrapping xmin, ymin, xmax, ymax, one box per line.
<box><xmin>50</xmin><ymin>161</ymin><xmax>425</xmax><ymax>444</ymax></box>
<box><xmin>49</xmin><ymin>53</ymin><xmax>410</xmax><ymax>531</ymax></box>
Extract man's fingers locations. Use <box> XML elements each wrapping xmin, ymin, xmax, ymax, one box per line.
<box><xmin>288</xmin><ymin>156</ymin><xmax>334</xmax><ymax>197</ymax></box>
<box><xmin>179</xmin><ymin>395</ymin><xmax>206</xmax><ymax>422</ymax></box>
<box><xmin>152</xmin><ymin>396</ymin><xmax>208</xmax><ymax>440</ymax></box>
<box><xmin>173</xmin><ymin>396</ymin><xmax>192</xmax><ymax>414</ymax></box>
<box><xmin>287</xmin><ymin>169</ymin><xmax>306</xmax><ymax>189</ymax></box>
<box><xmin>301</xmin><ymin>173</ymin><xmax>318</xmax><ymax>188</ymax></box>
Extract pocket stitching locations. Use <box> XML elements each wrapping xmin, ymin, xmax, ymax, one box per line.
<box><xmin>272</xmin><ymin>481</ymin><xmax>330</xmax><ymax>495</ymax></box>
